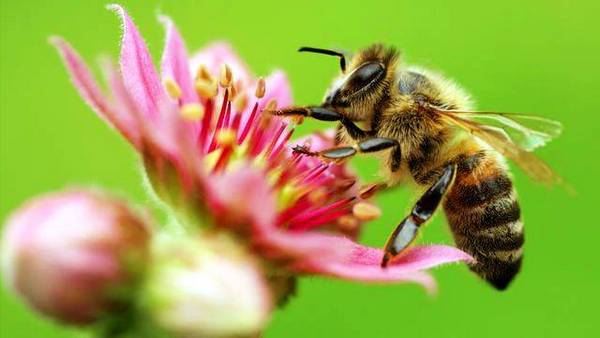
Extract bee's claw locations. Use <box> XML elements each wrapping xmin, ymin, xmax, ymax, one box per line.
<box><xmin>381</xmin><ymin>252</ymin><xmax>392</xmax><ymax>268</ymax></box>
<box><xmin>292</xmin><ymin>144</ymin><xmax>317</xmax><ymax>156</ymax></box>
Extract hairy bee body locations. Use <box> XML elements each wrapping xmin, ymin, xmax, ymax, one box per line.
<box><xmin>333</xmin><ymin>46</ymin><xmax>524</xmax><ymax>289</ymax></box>
<box><xmin>278</xmin><ymin>44</ymin><xmax>558</xmax><ymax>289</ymax></box>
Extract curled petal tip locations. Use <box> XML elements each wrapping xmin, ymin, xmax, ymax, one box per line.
<box><xmin>111</xmin><ymin>1</ymin><xmax>164</xmax><ymax>118</ymax></box>
<box><xmin>47</xmin><ymin>35</ymin><xmax>63</xmax><ymax>46</ymax></box>
<box><xmin>417</xmin><ymin>272</ymin><xmax>438</xmax><ymax>296</ymax></box>
<box><xmin>106</xmin><ymin>3</ymin><xmax>124</xmax><ymax>13</ymax></box>
<box><xmin>157</xmin><ymin>14</ymin><xmax>172</xmax><ymax>26</ymax></box>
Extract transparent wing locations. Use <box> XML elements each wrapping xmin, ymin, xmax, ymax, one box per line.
<box><xmin>446</xmin><ymin>111</ymin><xmax>563</xmax><ymax>151</ymax></box>
<box><xmin>437</xmin><ymin>110</ymin><xmax>563</xmax><ymax>186</ymax></box>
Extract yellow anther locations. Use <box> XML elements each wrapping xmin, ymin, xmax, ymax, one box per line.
<box><xmin>196</xmin><ymin>64</ymin><xmax>213</xmax><ymax>82</ymax></box>
<box><xmin>352</xmin><ymin>202</ymin><xmax>382</xmax><ymax>221</ymax></box>
<box><xmin>359</xmin><ymin>184</ymin><xmax>381</xmax><ymax>199</ymax></box>
<box><xmin>265</xmin><ymin>99</ymin><xmax>278</xmax><ymax>111</ymax></box>
<box><xmin>219</xmin><ymin>64</ymin><xmax>233</xmax><ymax>88</ymax></box>
<box><xmin>163</xmin><ymin>78</ymin><xmax>182</xmax><ymax>99</ymax></box>
<box><xmin>195</xmin><ymin>78</ymin><xmax>218</xmax><ymax>99</ymax></box>
<box><xmin>229</xmin><ymin>84</ymin><xmax>238</xmax><ymax>100</ymax></box>
<box><xmin>337</xmin><ymin>215</ymin><xmax>360</xmax><ymax>231</ymax></box>
<box><xmin>216</xmin><ymin>128</ymin><xmax>237</xmax><ymax>147</ymax></box>
<box><xmin>308</xmin><ymin>188</ymin><xmax>327</xmax><ymax>204</ymax></box>
<box><xmin>180</xmin><ymin>103</ymin><xmax>205</xmax><ymax>121</ymax></box>
<box><xmin>233</xmin><ymin>93</ymin><xmax>248</xmax><ymax>112</ymax></box>
<box><xmin>255</xmin><ymin>77</ymin><xmax>266</xmax><ymax>99</ymax></box>
<box><xmin>290</xmin><ymin>116</ymin><xmax>304</xmax><ymax>125</ymax></box>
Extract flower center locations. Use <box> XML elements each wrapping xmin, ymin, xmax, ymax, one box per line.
<box><xmin>162</xmin><ymin>64</ymin><xmax>310</xmax><ymax>211</ymax></box>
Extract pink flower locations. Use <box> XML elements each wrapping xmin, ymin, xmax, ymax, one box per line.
<box><xmin>1</xmin><ymin>189</ymin><xmax>150</xmax><ymax>324</ymax></box>
<box><xmin>50</xmin><ymin>4</ymin><xmax>472</xmax><ymax>294</ymax></box>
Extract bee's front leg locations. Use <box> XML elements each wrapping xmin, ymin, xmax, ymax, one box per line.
<box><xmin>268</xmin><ymin>106</ymin><xmax>369</xmax><ymax>140</ymax></box>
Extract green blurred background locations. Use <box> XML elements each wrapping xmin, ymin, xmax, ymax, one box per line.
<box><xmin>1</xmin><ymin>0</ymin><xmax>599</xmax><ymax>337</ymax></box>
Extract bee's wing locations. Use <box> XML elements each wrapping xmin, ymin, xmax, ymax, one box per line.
<box><xmin>437</xmin><ymin>109</ymin><xmax>563</xmax><ymax>186</ymax></box>
<box><xmin>449</xmin><ymin>111</ymin><xmax>563</xmax><ymax>151</ymax></box>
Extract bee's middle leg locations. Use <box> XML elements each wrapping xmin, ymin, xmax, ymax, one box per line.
<box><xmin>293</xmin><ymin>137</ymin><xmax>399</xmax><ymax>163</ymax></box>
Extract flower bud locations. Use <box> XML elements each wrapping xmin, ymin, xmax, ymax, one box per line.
<box><xmin>1</xmin><ymin>189</ymin><xmax>151</xmax><ymax>324</ymax></box>
<box><xmin>144</xmin><ymin>234</ymin><xmax>272</xmax><ymax>338</ymax></box>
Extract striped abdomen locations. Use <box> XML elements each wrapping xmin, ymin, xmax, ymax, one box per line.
<box><xmin>443</xmin><ymin>151</ymin><xmax>524</xmax><ymax>290</ymax></box>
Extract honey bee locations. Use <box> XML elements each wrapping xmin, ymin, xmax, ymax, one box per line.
<box><xmin>271</xmin><ymin>44</ymin><xmax>563</xmax><ymax>290</ymax></box>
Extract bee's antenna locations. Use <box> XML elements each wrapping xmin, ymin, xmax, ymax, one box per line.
<box><xmin>298</xmin><ymin>47</ymin><xmax>346</xmax><ymax>71</ymax></box>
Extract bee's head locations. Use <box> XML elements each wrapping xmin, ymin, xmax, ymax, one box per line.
<box><xmin>299</xmin><ymin>44</ymin><xmax>399</xmax><ymax>121</ymax></box>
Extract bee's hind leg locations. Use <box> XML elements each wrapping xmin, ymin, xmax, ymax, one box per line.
<box><xmin>381</xmin><ymin>164</ymin><xmax>457</xmax><ymax>267</ymax></box>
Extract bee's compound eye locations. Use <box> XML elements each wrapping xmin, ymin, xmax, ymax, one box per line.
<box><xmin>347</xmin><ymin>62</ymin><xmax>385</xmax><ymax>92</ymax></box>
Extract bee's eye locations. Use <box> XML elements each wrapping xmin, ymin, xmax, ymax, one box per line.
<box><xmin>346</xmin><ymin>62</ymin><xmax>385</xmax><ymax>92</ymax></box>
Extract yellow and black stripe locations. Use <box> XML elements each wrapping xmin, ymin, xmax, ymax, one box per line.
<box><xmin>443</xmin><ymin>151</ymin><xmax>524</xmax><ymax>290</ymax></box>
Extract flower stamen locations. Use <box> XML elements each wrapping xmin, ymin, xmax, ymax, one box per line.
<box><xmin>219</xmin><ymin>64</ymin><xmax>233</xmax><ymax>88</ymax></box>
<box><xmin>196</xmin><ymin>64</ymin><xmax>213</xmax><ymax>82</ymax></box>
<box><xmin>195</xmin><ymin>78</ymin><xmax>218</xmax><ymax>99</ymax></box>
<box><xmin>180</xmin><ymin>103</ymin><xmax>205</xmax><ymax>121</ymax></box>
<box><xmin>216</xmin><ymin>129</ymin><xmax>237</xmax><ymax>147</ymax></box>
<box><xmin>337</xmin><ymin>215</ymin><xmax>360</xmax><ymax>231</ymax></box>
<box><xmin>164</xmin><ymin>78</ymin><xmax>182</xmax><ymax>99</ymax></box>
<box><xmin>238</xmin><ymin>103</ymin><xmax>259</xmax><ymax>143</ymax></box>
<box><xmin>288</xmin><ymin>196</ymin><xmax>356</xmax><ymax>230</ymax></box>
<box><xmin>352</xmin><ymin>202</ymin><xmax>382</xmax><ymax>221</ymax></box>
<box><xmin>255</xmin><ymin>78</ymin><xmax>265</xmax><ymax>99</ymax></box>
<box><xmin>265</xmin><ymin>99</ymin><xmax>278</xmax><ymax>111</ymax></box>
<box><xmin>301</xmin><ymin>163</ymin><xmax>330</xmax><ymax>184</ymax></box>
<box><xmin>233</xmin><ymin>93</ymin><xmax>248</xmax><ymax>112</ymax></box>
<box><xmin>207</xmin><ymin>90</ymin><xmax>231</xmax><ymax>153</ymax></box>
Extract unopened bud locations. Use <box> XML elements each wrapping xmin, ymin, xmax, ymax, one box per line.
<box><xmin>144</xmin><ymin>235</ymin><xmax>272</xmax><ymax>338</ymax></box>
<box><xmin>1</xmin><ymin>189</ymin><xmax>151</xmax><ymax>324</ymax></box>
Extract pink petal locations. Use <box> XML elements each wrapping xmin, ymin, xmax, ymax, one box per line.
<box><xmin>159</xmin><ymin>16</ymin><xmax>198</xmax><ymax>105</ymax></box>
<box><xmin>292</xmin><ymin>129</ymin><xmax>336</xmax><ymax>151</ymax></box>
<box><xmin>258</xmin><ymin>70</ymin><xmax>292</xmax><ymax>110</ymax></box>
<box><xmin>289</xmin><ymin>238</ymin><xmax>472</xmax><ymax>292</ymax></box>
<box><xmin>109</xmin><ymin>4</ymin><xmax>165</xmax><ymax>118</ymax></box>
<box><xmin>189</xmin><ymin>41</ymin><xmax>252</xmax><ymax>84</ymax></box>
<box><xmin>100</xmin><ymin>57</ymin><xmax>183</xmax><ymax>157</ymax></box>
<box><xmin>309</xmin><ymin>262</ymin><xmax>438</xmax><ymax>293</ymax></box>
<box><xmin>255</xmin><ymin>229</ymin><xmax>356</xmax><ymax>263</ymax></box>
<box><xmin>98</xmin><ymin>57</ymin><xmax>141</xmax><ymax>146</ymax></box>
<box><xmin>50</xmin><ymin>37</ymin><xmax>138</xmax><ymax>145</ymax></box>
<box><xmin>344</xmin><ymin>244</ymin><xmax>475</xmax><ymax>271</ymax></box>
<box><xmin>257</xmin><ymin>228</ymin><xmax>442</xmax><ymax>292</ymax></box>
<box><xmin>263</xmin><ymin>229</ymin><xmax>436</xmax><ymax>293</ymax></box>
<box><xmin>207</xmin><ymin>167</ymin><xmax>277</xmax><ymax>229</ymax></box>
